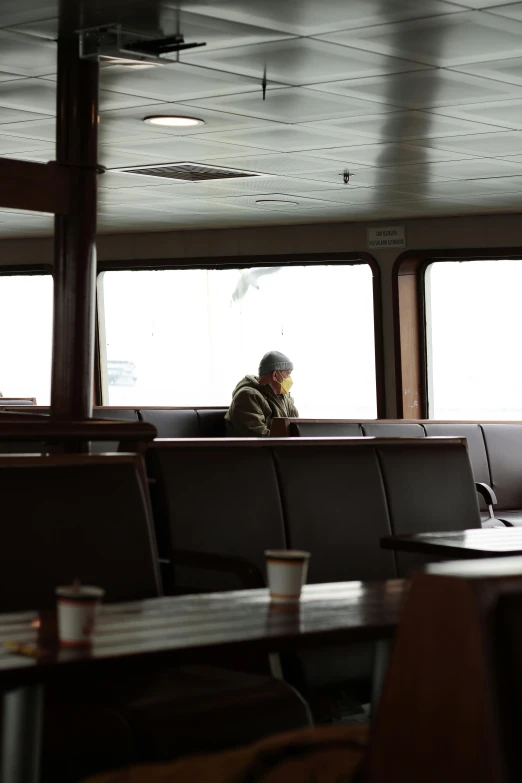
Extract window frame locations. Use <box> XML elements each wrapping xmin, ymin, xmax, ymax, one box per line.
<box><xmin>393</xmin><ymin>248</ymin><xmax>522</xmax><ymax>419</ymax></box>
<box><xmin>96</xmin><ymin>252</ymin><xmax>385</xmax><ymax>416</ymax></box>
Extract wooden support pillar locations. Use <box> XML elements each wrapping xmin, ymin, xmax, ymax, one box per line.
<box><xmin>51</xmin><ymin>33</ymin><xmax>100</xmax><ymax>420</ymax></box>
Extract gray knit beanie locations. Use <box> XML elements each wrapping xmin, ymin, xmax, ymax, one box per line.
<box><xmin>258</xmin><ymin>351</ymin><xmax>293</xmax><ymax>376</ymax></box>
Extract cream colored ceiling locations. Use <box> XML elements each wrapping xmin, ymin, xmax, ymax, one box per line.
<box><xmin>3</xmin><ymin>0</ymin><xmax>522</xmax><ymax>235</ymax></box>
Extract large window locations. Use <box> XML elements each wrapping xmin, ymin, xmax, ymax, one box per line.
<box><xmin>0</xmin><ymin>273</ymin><xmax>53</xmax><ymax>405</ymax></box>
<box><xmin>99</xmin><ymin>264</ymin><xmax>377</xmax><ymax>417</ymax></box>
<box><xmin>426</xmin><ymin>260</ymin><xmax>522</xmax><ymax>419</ymax></box>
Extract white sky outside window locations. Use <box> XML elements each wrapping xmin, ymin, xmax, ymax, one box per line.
<box><xmin>100</xmin><ymin>265</ymin><xmax>377</xmax><ymax>417</ymax></box>
<box><xmin>0</xmin><ymin>274</ymin><xmax>53</xmax><ymax>404</ymax></box>
<box><xmin>427</xmin><ymin>260</ymin><xmax>522</xmax><ymax>419</ymax></box>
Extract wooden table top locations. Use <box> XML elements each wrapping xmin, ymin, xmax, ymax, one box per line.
<box><xmin>381</xmin><ymin>527</ymin><xmax>522</xmax><ymax>558</ymax></box>
<box><xmin>0</xmin><ymin>581</ymin><xmax>405</xmax><ymax>690</ymax></box>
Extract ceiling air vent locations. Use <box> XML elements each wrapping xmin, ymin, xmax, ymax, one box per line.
<box><xmin>115</xmin><ymin>162</ymin><xmax>263</xmax><ymax>182</ymax></box>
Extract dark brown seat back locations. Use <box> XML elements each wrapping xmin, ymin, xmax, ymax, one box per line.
<box><xmin>289</xmin><ymin>422</ymin><xmax>362</xmax><ymax>437</ymax></box>
<box><xmin>147</xmin><ymin>442</ymin><xmax>286</xmax><ymax>591</ymax></box>
<box><xmin>481</xmin><ymin>424</ymin><xmax>522</xmax><ymax>511</ymax></box>
<box><xmin>377</xmin><ymin>441</ymin><xmax>481</xmax><ymax>576</ymax></box>
<box><xmin>361</xmin><ymin>422</ymin><xmax>425</xmax><ymax>438</ymax></box>
<box><xmin>0</xmin><ymin>454</ymin><xmax>161</xmax><ymax>611</ymax></box>
<box><xmin>139</xmin><ymin>409</ymin><xmax>200</xmax><ymax>438</ymax></box>
<box><xmin>424</xmin><ymin>423</ymin><xmax>491</xmax><ymax>510</ymax></box>
<box><xmin>196</xmin><ymin>409</ymin><xmax>227</xmax><ymax>437</ymax></box>
<box><xmin>273</xmin><ymin>442</ymin><xmax>395</xmax><ymax>582</ymax></box>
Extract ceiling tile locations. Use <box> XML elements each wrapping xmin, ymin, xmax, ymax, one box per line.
<box><xmin>180</xmin><ymin>0</ymin><xmax>464</xmax><ymax>36</ymax></box>
<box><xmin>451</xmin><ymin>56</ymin><xmax>522</xmax><ymax>87</ymax></box>
<box><xmin>184</xmin><ymin>86</ymin><xmax>397</xmax><ymax>123</ymax></box>
<box><xmin>317</xmin><ymin>12</ymin><xmax>522</xmax><ymax>68</ymax></box>
<box><xmin>431</xmin><ymin>98</ymin><xmax>522</xmax><ymax>129</ymax></box>
<box><xmin>2</xmin><ymin>147</ymin><xmax>53</xmax><ymax>162</ymax></box>
<box><xmin>416</xmin><ymin>130</ymin><xmax>522</xmax><ymax>157</ymax></box>
<box><xmin>452</xmin><ymin>0</ymin><xmax>522</xmax><ymax>7</ymax></box>
<box><xmin>139</xmin><ymin>198</ymin><xmax>261</xmax><ymax>215</ymax></box>
<box><xmin>43</xmin><ymin>73</ymin><xmax>168</xmax><ymax>111</ymax></box>
<box><xmin>409</xmin><ymin>157</ymin><xmax>522</xmax><ymax>179</ymax></box>
<box><xmin>182</xmin><ymin>38</ymin><xmax>430</xmax><ymax>85</ymax></box>
<box><xmin>0</xmin><ymin>29</ymin><xmax>56</xmax><ymax>76</ymax></box>
<box><xmin>390</xmin><ymin>176</ymin><xmax>522</xmax><ymax>198</ymax></box>
<box><xmin>0</xmin><ymin>116</ymin><xmax>54</xmax><ymax>141</ymax></box>
<box><xmin>202</xmin><ymin>151</ymin><xmax>349</xmax><ymax>177</ymax></box>
<box><xmin>192</xmin><ymin>125</ymin><xmax>370</xmax><ymax>153</ymax></box>
<box><xmin>0</xmin><ymin>104</ymin><xmax>52</xmax><ymax>124</ymax></box>
<box><xmin>309</xmin><ymin>69</ymin><xmax>522</xmax><ymax>108</ymax></box>
<box><xmin>303</xmin><ymin>111</ymin><xmax>508</xmax><ymax>140</ymax></box>
<box><xmin>489</xmin><ymin>3</ymin><xmax>522</xmax><ymax>22</ymax></box>
<box><xmin>103</xmin><ymin>135</ymin><xmax>272</xmax><ymax>165</ymax></box>
<box><xmin>6</xmin><ymin>17</ymin><xmax>57</xmax><ymax>39</ymax></box>
<box><xmin>99</xmin><ymin>62</ymin><xmax>275</xmax><ymax>103</ymax></box>
<box><xmin>0</xmin><ymin>2</ymin><xmax>57</xmax><ymax>27</ymax></box>
<box><xmin>301</xmin><ymin>187</ymin><xmax>425</xmax><ymax>205</ymax></box>
<box><xmin>0</xmin><ymin>77</ymin><xmax>55</xmax><ymax>113</ymax></box>
<box><xmin>299</xmin><ymin>142</ymin><xmax>477</xmax><ymax>166</ymax></box>
<box><xmin>0</xmin><ymin>133</ymin><xmax>54</xmax><ymax>155</ymax></box>
<box><xmin>99</xmin><ymin>180</ymin><xmax>253</xmax><ymax>202</ymax></box>
<box><xmin>493</xmin><ymin>153</ymin><xmax>522</xmax><ymax>164</ymax></box>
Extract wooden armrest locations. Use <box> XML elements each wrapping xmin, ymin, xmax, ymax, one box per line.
<box><xmin>169</xmin><ymin>549</ymin><xmax>265</xmax><ymax>589</ymax></box>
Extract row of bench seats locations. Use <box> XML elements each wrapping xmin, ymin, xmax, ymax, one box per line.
<box><xmin>272</xmin><ymin>418</ymin><xmax>522</xmax><ymax>526</ymax></box>
<box><xmin>4</xmin><ymin>406</ymin><xmax>228</xmax><ymax>437</ymax></box>
<box><xmin>6</xmin><ymin>407</ymin><xmax>522</xmax><ymax>526</ymax></box>
<box><xmin>146</xmin><ymin>436</ymin><xmax>482</xmax><ymax>589</ymax></box>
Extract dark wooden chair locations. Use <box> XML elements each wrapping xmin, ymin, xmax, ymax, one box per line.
<box><xmin>367</xmin><ymin>556</ymin><xmax>522</xmax><ymax>783</ymax></box>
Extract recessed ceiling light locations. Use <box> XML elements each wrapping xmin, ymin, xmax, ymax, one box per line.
<box><xmin>144</xmin><ymin>116</ymin><xmax>205</xmax><ymax>127</ymax></box>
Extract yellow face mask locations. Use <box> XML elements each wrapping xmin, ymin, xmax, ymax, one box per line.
<box><xmin>276</xmin><ymin>372</ymin><xmax>293</xmax><ymax>395</ymax></box>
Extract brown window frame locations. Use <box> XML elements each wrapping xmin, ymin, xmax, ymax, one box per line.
<box><xmin>393</xmin><ymin>248</ymin><xmax>522</xmax><ymax>419</ymax></box>
<box><xmin>96</xmin><ymin>252</ymin><xmax>385</xmax><ymax>415</ymax></box>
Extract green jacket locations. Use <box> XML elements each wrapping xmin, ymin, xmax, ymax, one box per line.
<box><xmin>225</xmin><ymin>375</ymin><xmax>299</xmax><ymax>437</ymax></box>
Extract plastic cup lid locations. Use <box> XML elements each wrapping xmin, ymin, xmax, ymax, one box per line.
<box><xmin>56</xmin><ymin>585</ymin><xmax>105</xmax><ymax>600</ymax></box>
<box><xmin>265</xmin><ymin>549</ymin><xmax>310</xmax><ymax>560</ymax></box>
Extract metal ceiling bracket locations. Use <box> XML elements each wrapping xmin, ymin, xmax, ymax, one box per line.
<box><xmin>78</xmin><ymin>24</ymin><xmax>205</xmax><ymax>64</ymax></box>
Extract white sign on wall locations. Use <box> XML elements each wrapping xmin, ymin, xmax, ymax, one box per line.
<box><xmin>367</xmin><ymin>226</ymin><xmax>406</xmax><ymax>249</ymax></box>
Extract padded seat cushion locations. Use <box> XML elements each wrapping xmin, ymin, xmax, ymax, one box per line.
<box><xmin>139</xmin><ymin>409</ymin><xmax>199</xmax><ymax>438</ymax></box>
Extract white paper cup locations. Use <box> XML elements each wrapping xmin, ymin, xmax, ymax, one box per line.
<box><xmin>55</xmin><ymin>586</ymin><xmax>105</xmax><ymax>648</ymax></box>
<box><xmin>265</xmin><ymin>550</ymin><xmax>310</xmax><ymax>603</ymax></box>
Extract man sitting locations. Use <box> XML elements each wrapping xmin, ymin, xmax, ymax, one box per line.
<box><xmin>225</xmin><ymin>351</ymin><xmax>298</xmax><ymax>437</ymax></box>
